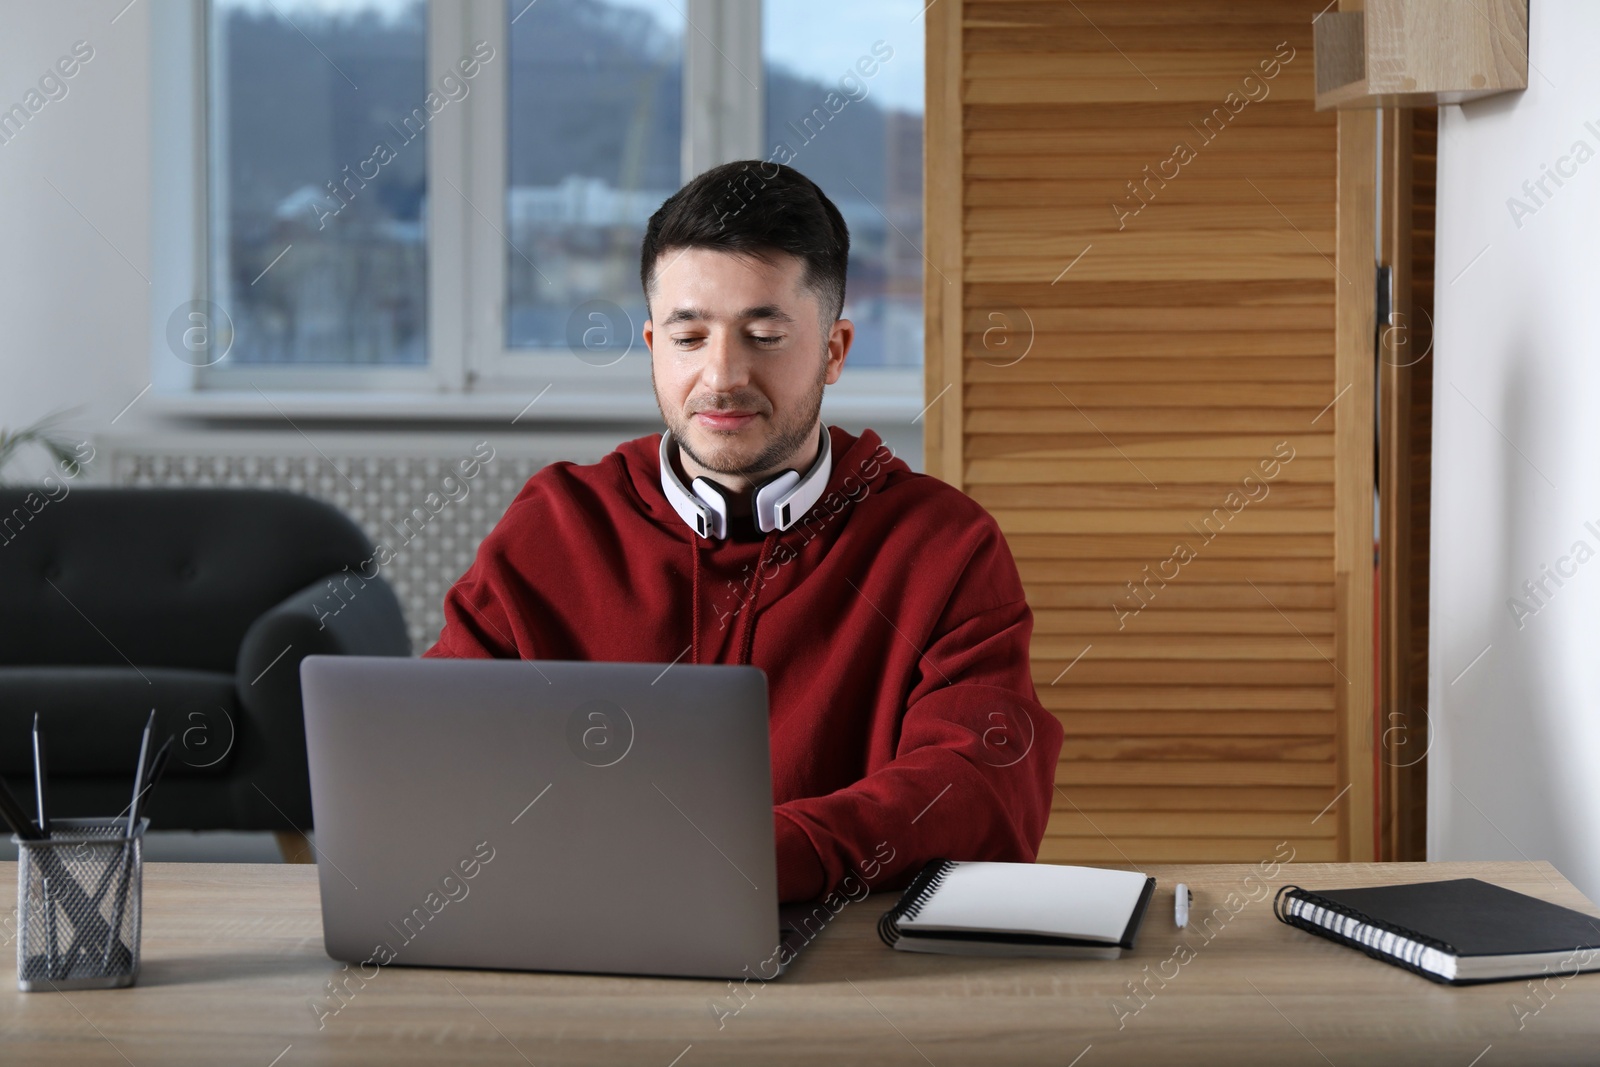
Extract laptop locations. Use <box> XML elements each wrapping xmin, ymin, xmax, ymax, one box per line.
<box><xmin>299</xmin><ymin>655</ymin><xmax>812</xmax><ymax>980</ymax></box>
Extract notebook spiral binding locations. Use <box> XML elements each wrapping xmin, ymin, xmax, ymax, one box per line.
<box><xmin>877</xmin><ymin>858</ymin><xmax>956</xmax><ymax>948</ymax></box>
<box><xmin>1273</xmin><ymin>884</ymin><xmax>1461</xmax><ymax>983</ymax></box>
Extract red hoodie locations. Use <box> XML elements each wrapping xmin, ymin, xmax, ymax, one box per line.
<box><xmin>423</xmin><ymin>425</ymin><xmax>1062</xmax><ymax>902</ymax></box>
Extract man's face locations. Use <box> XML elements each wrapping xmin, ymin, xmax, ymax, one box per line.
<box><xmin>643</xmin><ymin>248</ymin><xmax>851</xmax><ymax>484</ymax></box>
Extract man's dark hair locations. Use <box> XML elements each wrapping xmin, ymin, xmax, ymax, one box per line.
<box><xmin>639</xmin><ymin>161</ymin><xmax>850</xmax><ymax>328</ymax></box>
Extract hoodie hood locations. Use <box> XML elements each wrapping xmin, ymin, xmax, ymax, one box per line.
<box><xmin>614</xmin><ymin>424</ymin><xmax>907</xmax><ymax>665</ymax></box>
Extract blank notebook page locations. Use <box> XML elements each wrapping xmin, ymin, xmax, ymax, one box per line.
<box><xmin>897</xmin><ymin>862</ymin><xmax>1151</xmax><ymax>941</ymax></box>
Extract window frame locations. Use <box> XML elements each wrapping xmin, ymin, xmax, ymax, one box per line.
<box><xmin>150</xmin><ymin>0</ymin><xmax>921</xmax><ymax>422</ymax></box>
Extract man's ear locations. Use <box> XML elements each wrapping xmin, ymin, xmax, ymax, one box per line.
<box><xmin>642</xmin><ymin>319</ymin><xmax>654</xmax><ymax>351</ymax></box>
<box><xmin>825</xmin><ymin>318</ymin><xmax>853</xmax><ymax>385</ymax></box>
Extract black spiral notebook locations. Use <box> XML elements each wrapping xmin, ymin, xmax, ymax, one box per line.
<box><xmin>877</xmin><ymin>859</ymin><xmax>1156</xmax><ymax>958</ymax></box>
<box><xmin>1275</xmin><ymin>878</ymin><xmax>1600</xmax><ymax>984</ymax></box>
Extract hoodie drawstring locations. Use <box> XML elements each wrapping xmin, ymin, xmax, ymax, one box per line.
<box><xmin>737</xmin><ymin>532</ymin><xmax>778</xmax><ymax>666</ymax></box>
<box><xmin>691</xmin><ymin>539</ymin><xmax>702</xmax><ymax>666</ymax></box>
<box><xmin>690</xmin><ymin>531</ymin><xmax>778</xmax><ymax>666</ymax></box>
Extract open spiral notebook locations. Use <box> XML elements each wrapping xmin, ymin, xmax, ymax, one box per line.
<box><xmin>877</xmin><ymin>859</ymin><xmax>1157</xmax><ymax>958</ymax></box>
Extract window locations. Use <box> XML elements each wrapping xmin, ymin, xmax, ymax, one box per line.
<box><xmin>170</xmin><ymin>0</ymin><xmax>923</xmax><ymax>413</ymax></box>
<box><xmin>504</xmin><ymin>1</ymin><xmax>682</xmax><ymax>358</ymax></box>
<box><xmin>208</xmin><ymin>0</ymin><xmax>429</xmax><ymax>367</ymax></box>
<box><xmin>762</xmin><ymin>1</ymin><xmax>924</xmax><ymax>368</ymax></box>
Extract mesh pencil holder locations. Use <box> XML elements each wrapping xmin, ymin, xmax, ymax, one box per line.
<box><xmin>14</xmin><ymin>817</ymin><xmax>149</xmax><ymax>991</ymax></box>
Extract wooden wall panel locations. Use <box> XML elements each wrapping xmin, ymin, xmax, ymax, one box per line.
<box><xmin>925</xmin><ymin>0</ymin><xmax>1376</xmax><ymax>865</ymax></box>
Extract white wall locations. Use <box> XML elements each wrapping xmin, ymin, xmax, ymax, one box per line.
<box><xmin>1431</xmin><ymin>0</ymin><xmax>1600</xmax><ymax>899</ymax></box>
<box><xmin>0</xmin><ymin>1</ymin><xmax>920</xmax><ymax>477</ymax></box>
<box><xmin>0</xmin><ymin>0</ymin><xmax>156</xmax><ymax>455</ymax></box>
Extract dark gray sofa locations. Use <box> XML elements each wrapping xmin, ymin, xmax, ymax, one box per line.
<box><xmin>0</xmin><ymin>487</ymin><xmax>410</xmax><ymax>840</ymax></box>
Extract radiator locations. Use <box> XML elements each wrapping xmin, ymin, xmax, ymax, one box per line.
<box><xmin>101</xmin><ymin>432</ymin><xmax>623</xmax><ymax>652</ymax></box>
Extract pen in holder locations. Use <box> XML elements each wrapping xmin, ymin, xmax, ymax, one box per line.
<box><xmin>14</xmin><ymin>817</ymin><xmax>148</xmax><ymax>991</ymax></box>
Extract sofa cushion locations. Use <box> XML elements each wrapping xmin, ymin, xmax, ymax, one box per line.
<box><xmin>0</xmin><ymin>666</ymin><xmax>241</xmax><ymax>777</ymax></box>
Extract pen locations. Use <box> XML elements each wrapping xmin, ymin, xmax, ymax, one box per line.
<box><xmin>56</xmin><ymin>732</ymin><xmax>173</xmax><ymax>976</ymax></box>
<box><xmin>33</xmin><ymin>712</ymin><xmax>49</xmax><ymax>836</ymax></box>
<box><xmin>125</xmin><ymin>709</ymin><xmax>156</xmax><ymax>839</ymax></box>
<box><xmin>56</xmin><ymin>734</ymin><xmax>171</xmax><ymax>976</ymax></box>
<box><xmin>34</xmin><ymin>713</ymin><xmax>60</xmax><ymax>978</ymax></box>
<box><xmin>104</xmin><ymin>710</ymin><xmax>156</xmax><ymax>969</ymax></box>
<box><xmin>134</xmin><ymin>737</ymin><xmax>173</xmax><ymax>823</ymax></box>
<box><xmin>1175</xmin><ymin>883</ymin><xmax>1190</xmax><ymax>928</ymax></box>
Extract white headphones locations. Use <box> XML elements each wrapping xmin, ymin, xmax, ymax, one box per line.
<box><xmin>658</xmin><ymin>424</ymin><xmax>833</xmax><ymax>540</ymax></box>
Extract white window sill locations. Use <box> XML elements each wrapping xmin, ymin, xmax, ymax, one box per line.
<box><xmin>147</xmin><ymin>369</ymin><xmax>925</xmax><ymax>425</ymax></box>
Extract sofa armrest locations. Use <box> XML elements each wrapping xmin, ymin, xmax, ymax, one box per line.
<box><xmin>240</xmin><ymin>571</ymin><xmax>412</xmax><ymax>672</ymax></box>
<box><xmin>230</xmin><ymin>571</ymin><xmax>411</xmax><ymax>828</ymax></box>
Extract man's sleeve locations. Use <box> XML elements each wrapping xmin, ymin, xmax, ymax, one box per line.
<box><xmin>422</xmin><ymin>512</ymin><xmax>529</xmax><ymax>660</ymax></box>
<box><xmin>772</xmin><ymin>537</ymin><xmax>1063</xmax><ymax>903</ymax></box>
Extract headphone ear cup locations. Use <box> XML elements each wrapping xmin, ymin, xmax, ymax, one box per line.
<box><xmin>689</xmin><ymin>477</ymin><xmax>730</xmax><ymax>540</ymax></box>
<box><xmin>755</xmin><ymin>424</ymin><xmax>832</xmax><ymax>533</ymax></box>
<box><xmin>752</xmin><ymin>470</ymin><xmax>801</xmax><ymax>533</ymax></box>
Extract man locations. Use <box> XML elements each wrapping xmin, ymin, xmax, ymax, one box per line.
<box><xmin>425</xmin><ymin>161</ymin><xmax>1061</xmax><ymax>903</ymax></box>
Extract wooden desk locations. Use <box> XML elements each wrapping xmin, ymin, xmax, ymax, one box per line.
<box><xmin>2</xmin><ymin>861</ymin><xmax>1597</xmax><ymax>1065</ymax></box>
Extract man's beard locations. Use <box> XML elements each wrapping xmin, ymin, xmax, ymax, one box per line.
<box><xmin>656</xmin><ymin>362</ymin><xmax>827</xmax><ymax>477</ymax></box>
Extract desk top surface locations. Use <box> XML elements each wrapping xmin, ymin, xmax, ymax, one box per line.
<box><xmin>2</xmin><ymin>859</ymin><xmax>1597</xmax><ymax>1066</ymax></box>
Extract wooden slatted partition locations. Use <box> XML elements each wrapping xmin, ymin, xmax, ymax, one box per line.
<box><xmin>925</xmin><ymin>0</ymin><xmax>1376</xmax><ymax>864</ymax></box>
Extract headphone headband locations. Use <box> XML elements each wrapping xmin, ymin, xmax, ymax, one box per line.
<box><xmin>658</xmin><ymin>424</ymin><xmax>832</xmax><ymax>540</ymax></box>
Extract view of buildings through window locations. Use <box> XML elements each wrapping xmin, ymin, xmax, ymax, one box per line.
<box><xmin>761</xmin><ymin>0</ymin><xmax>925</xmax><ymax>369</ymax></box>
<box><xmin>210</xmin><ymin>0</ymin><xmax>429</xmax><ymax>366</ymax></box>
<box><xmin>209</xmin><ymin>0</ymin><xmax>923</xmax><ymax>372</ymax></box>
<box><xmin>504</xmin><ymin>0</ymin><xmax>682</xmax><ymax>358</ymax></box>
